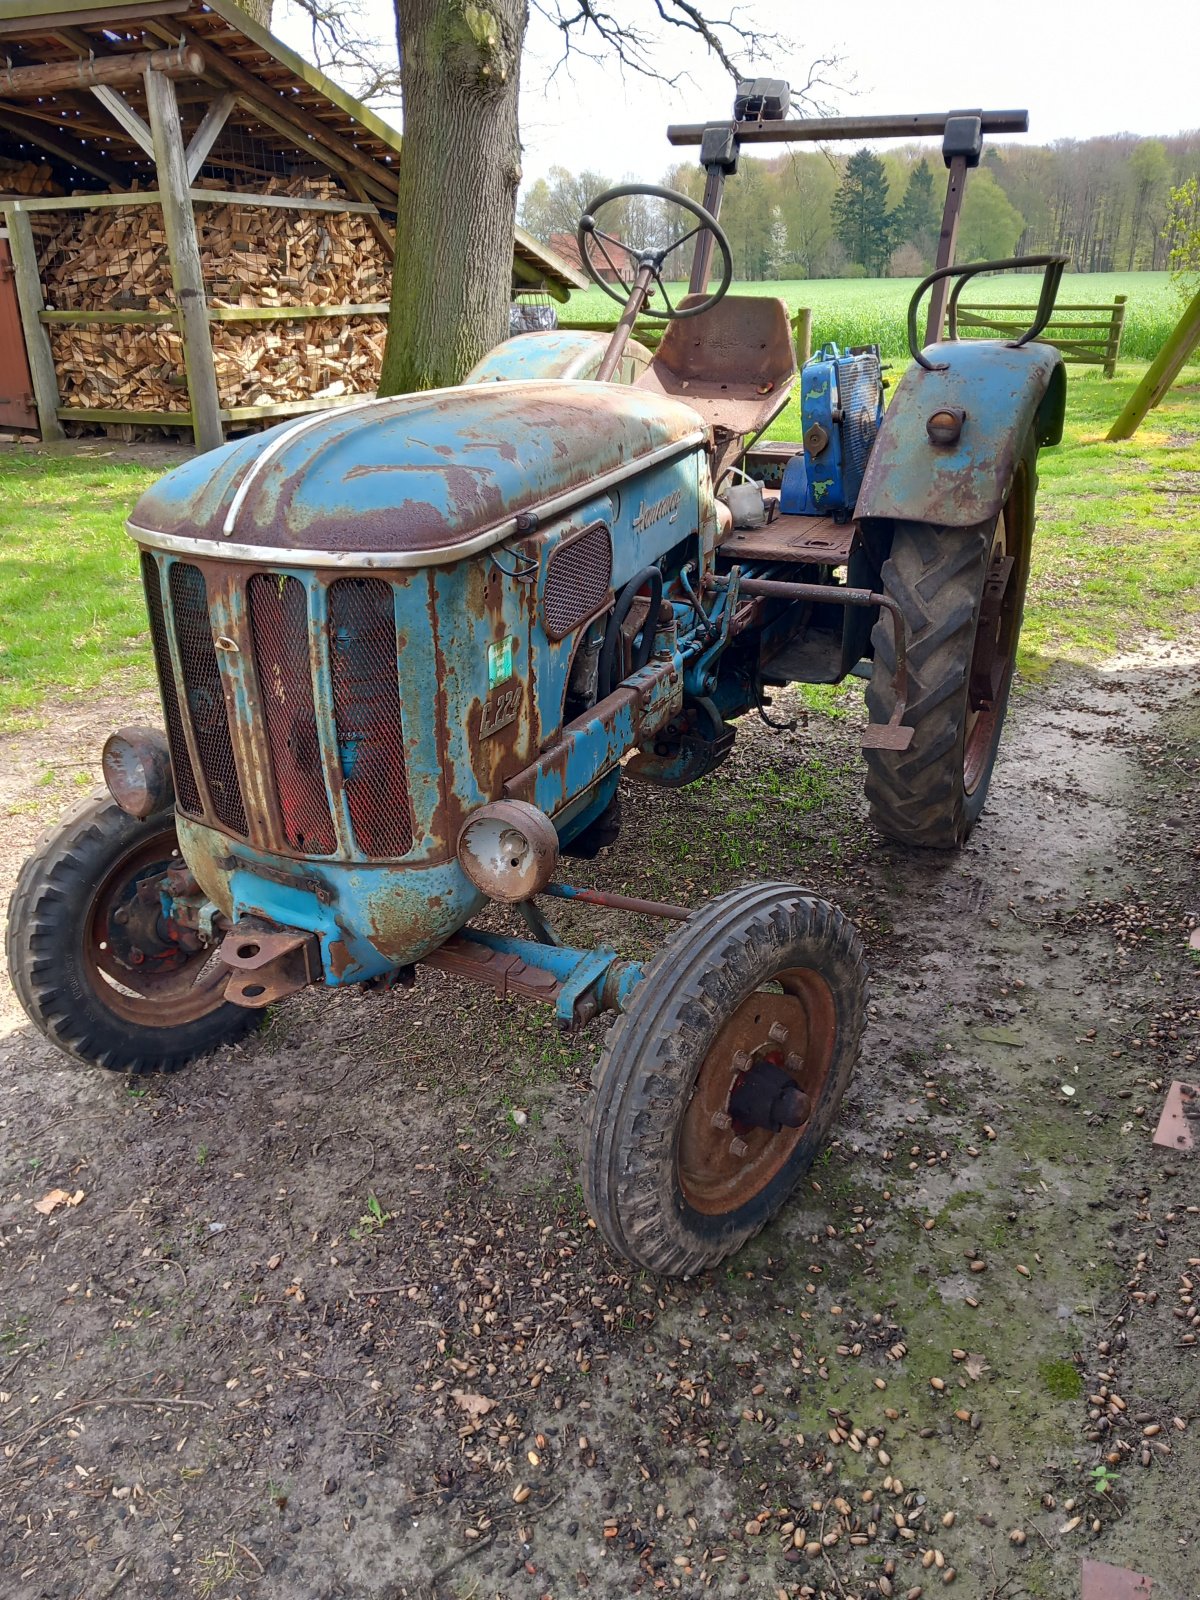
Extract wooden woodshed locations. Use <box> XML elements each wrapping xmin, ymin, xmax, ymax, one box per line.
<box><xmin>0</xmin><ymin>0</ymin><xmax>585</xmax><ymax>449</ymax></box>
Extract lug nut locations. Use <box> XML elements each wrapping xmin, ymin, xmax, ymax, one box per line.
<box><xmin>730</xmin><ymin>1137</ymin><xmax>749</xmax><ymax>1157</ymax></box>
<box><xmin>711</xmin><ymin>1111</ymin><xmax>732</xmax><ymax>1130</ymax></box>
<box><xmin>767</xmin><ymin>1022</ymin><xmax>789</xmax><ymax>1045</ymax></box>
<box><xmin>786</xmin><ymin>1051</ymin><xmax>805</xmax><ymax>1072</ymax></box>
<box><xmin>731</xmin><ymin>1050</ymin><xmax>753</xmax><ymax>1073</ymax></box>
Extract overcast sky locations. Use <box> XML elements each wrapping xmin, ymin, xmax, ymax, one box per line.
<box><xmin>276</xmin><ymin>0</ymin><xmax>1199</xmax><ymax>190</ymax></box>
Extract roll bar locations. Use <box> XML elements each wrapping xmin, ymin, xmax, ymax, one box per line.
<box><xmin>667</xmin><ymin>110</ymin><xmax>1029</xmax><ymax>146</ymax></box>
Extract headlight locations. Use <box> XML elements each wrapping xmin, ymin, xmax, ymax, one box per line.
<box><xmin>457</xmin><ymin>800</ymin><xmax>559</xmax><ymax>903</ymax></box>
<box><xmin>102</xmin><ymin>726</ymin><xmax>175</xmax><ymax>819</ymax></box>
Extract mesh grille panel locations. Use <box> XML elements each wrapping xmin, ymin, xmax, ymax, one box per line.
<box><xmin>168</xmin><ymin>562</ymin><xmax>248</xmax><ymax>837</ymax></box>
<box><xmin>141</xmin><ymin>553</ymin><xmax>201</xmax><ymax>816</ymax></box>
<box><xmin>837</xmin><ymin>354</ymin><xmax>882</xmax><ymax>484</ymax></box>
<box><xmin>543</xmin><ymin>522</ymin><xmax>613</xmax><ymax>639</ymax></box>
<box><xmin>327</xmin><ymin>578</ymin><xmax>413</xmax><ymax>859</ymax></box>
<box><xmin>248</xmin><ymin>574</ymin><xmax>336</xmax><ymax>855</ymax></box>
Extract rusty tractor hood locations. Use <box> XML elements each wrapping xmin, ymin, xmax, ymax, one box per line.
<box><xmin>128</xmin><ymin>381</ymin><xmax>708</xmax><ymax>564</ymax></box>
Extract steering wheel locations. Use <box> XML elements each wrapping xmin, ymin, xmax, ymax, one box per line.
<box><xmin>577</xmin><ymin>183</ymin><xmax>733</xmax><ymax>321</ymax></box>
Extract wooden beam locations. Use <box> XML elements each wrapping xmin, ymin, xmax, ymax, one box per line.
<box><xmin>1106</xmin><ymin>289</ymin><xmax>1200</xmax><ymax>441</ymax></box>
<box><xmin>40</xmin><ymin>308</ymin><xmax>178</xmax><ymax>324</ymax></box>
<box><xmin>345</xmin><ymin>173</ymin><xmax>395</xmax><ymax>252</ymax></box>
<box><xmin>2</xmin><ymin>204</ymin><xmax>66</xmax><ymax>441</ymax></box>
<box><xmin>185</xmin><ymin>90</ymin><xmax>235</xmax><ymax>182</ymax></box>
<box><xmin>0</xmin><ymin>44</ymin><xmax>203</xmax><ymax>98</ymax></box>
<box><xmin>9</xmin><ymin>189</ymin><xmax>163</xmax><ymax>211</ymax></box>
<box><xmin>186</xmin><ymin>187</ymin><xmax>378</xmax><ymax>213</ymax></box>
<box><xmin>181</xmin><ymin>29</ymin><xmax>398</xmax><ymax>195</ymax></box>
<box><xmin>0</xmin><ymin>103</ymin><xmax>131</xmax><ymax>185</ymax></box>
<box><xmin>90</xmin><ymin>84</ymin><xmax>155</xmax><ymax>156</ymax></box>
<box><xmin>206</xmin><ymin>302</ymin><xmax>388</xmax><ymax>321</ymax></box>
<box><xmin>0</xmin><ymin>0</ymin><xmax>188</xmax><ymax>34</ymax></box>
<box><xmin>144</xmin><ymin>68</ymin><xmax>223</xmax><ymax>453</ymax></box>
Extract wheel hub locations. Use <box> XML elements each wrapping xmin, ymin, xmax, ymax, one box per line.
<box><xmin>677</xmin><ymin>974</ymin><xmax>836</xmax><ymax>1216</ymax></box>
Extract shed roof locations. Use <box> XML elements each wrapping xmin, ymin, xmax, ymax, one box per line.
<box><xmin>0</xmin><ymin>0</ymin><xmax>586</xmax><ymax>294</ymax></box>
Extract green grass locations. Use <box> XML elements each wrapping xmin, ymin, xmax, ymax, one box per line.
<box><xmin>566</xmin><ymin>271</ymin><xmax>1190</xmax><ymax>364</ymax></box>
<box><xmin>0</xmin><ymin>452</ymin><xmax>160</xmax><ymax>729</ymax></box>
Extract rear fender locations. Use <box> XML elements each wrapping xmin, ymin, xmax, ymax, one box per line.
<box><xmin>465</xmin><ymin>330</ymin><xmax>654</xmax><ymax>386</ymax></box>
<box><xmin>856</xmin><ymin>340</ymin><xmax>1065</xmax><ymax>530</ymax></box>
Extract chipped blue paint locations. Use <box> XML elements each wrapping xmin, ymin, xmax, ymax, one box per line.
<box><xmin>856</xmin><ymin>339</ymin><xmax>1064</xmax><ymax>528</ymax></box>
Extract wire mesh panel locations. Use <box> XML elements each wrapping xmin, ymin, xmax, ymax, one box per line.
<box><xmin>327</xmin><ymin>578</ymin><xmax>413</xmax><ymax>859</ymax></box>
<box><xmin>141</xmin><ymin>553</ymin><xmax>202</xmax><ymax>817</ymax></box>
<box><xmin>542</xmin><ymin>522</ymin><xmax>613</xmax><ymax>639</ymax></box>
<box><xmin>247</xmin><ymin>572</ymin><xmax>336</xmax><ymax>855</ymax></box>
<box><xmin>168</xmin><ymin>562</ymin><xmax>248</xmax><ymax>837</ymax></box>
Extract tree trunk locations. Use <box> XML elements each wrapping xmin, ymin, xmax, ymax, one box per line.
<box><xmin>379</xmin><ymin>0</ymin><xmax>525</xmax><ymax>394</ymax></box>
<box><xmin>236</xmin><ymin>0</ymin><xmax>273</xmax><ymax>24</ymax></box>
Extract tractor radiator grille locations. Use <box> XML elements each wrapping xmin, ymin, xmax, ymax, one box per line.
<box><xmin>542</xmin><ymin>522</ymin><xmax>613</xmax><ymax>639</ymax></box>
<box><xmin>327</xmin><ymin>578</ymin><xmax>413</xmax><ymax>860</ymax></box>
<box><xmin>142</xmin><ymin>553</ymin><xmax>202</xmax><ymax>818</ymax></box>
<box><xmin>168</xmin><ymin>562</ymin><xmax>248</xmax><ymax>837</ymax></box>
<box><xmin>247</xmin><ymin>573</ymin><xmax>337</xmax><ymax>855</ymax></box>
<box><xmin>145</xmin><ymin>558</ymin><xmax>414</xmax><ymax>860</ymax></box>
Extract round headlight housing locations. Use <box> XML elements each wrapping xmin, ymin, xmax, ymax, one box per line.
<box><xmin>102</xmin><ymin>725</ymin><xmax>175</xmax><ymax>819</ymax></box>
<box><xmin>457</xmin><ymin>800</ymin><xmax>559</xmax><ymax>903</ymax></box>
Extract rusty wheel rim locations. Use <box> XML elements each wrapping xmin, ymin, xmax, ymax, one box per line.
<box><xmin>85</xmin><ymin>826</ymin><xmax>228</xmax><ymax>1029</ymax></box>
<box><xmin>677</xmin><ymin>969</ymin><xmax>837</xmax><ymax>1216</ymax></box>
<box><xmin>964</xmin><ymin>460</ymin><xmax>1027</xmax><ymax>796</ymax></box>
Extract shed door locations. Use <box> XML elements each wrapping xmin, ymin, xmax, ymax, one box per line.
<box><xmin>0</xmin><ymin>230</ymin><xmax>37</xmax><ymax>431</ymax></box>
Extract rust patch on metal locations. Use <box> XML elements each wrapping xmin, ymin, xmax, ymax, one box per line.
<box><xmin>1152</xmin><ymin>1081</ymin><xmax>1198</xmax><ymax>1152</ymax></box>
<box><xmin>422</xmin><ymin>935</ymin><xmax>561</xmax><ymax>1002</ymax></box>
<box><xmin>219</xmin><ymin>925</ymin><xmax>320</xmax><ymax>1008</ymax></box>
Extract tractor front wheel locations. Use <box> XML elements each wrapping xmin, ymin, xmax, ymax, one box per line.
<box><xmin>864</xmin><ymin>429</ymin><xmax>1036</xmax><ymax>848</ymax></box>
<box><xmin>7</xmin><ymin>795</ymin><xmax>260</xmax><ymax>1072</ymax></box>
<box><xmin>582</xmin><ymin>883</ymin><xmax>867</xmax><ymax>1277</ymax></box>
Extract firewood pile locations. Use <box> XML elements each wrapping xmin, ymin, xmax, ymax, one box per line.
<box><xmin>36</xmin><ymin>178</ymin><xmax>392</xmax><ymax>415</ymax></box>
<box><xmin>0</xmin><ymin>159</ymin><xmax>58</xmax><ymax>197</ymax></box>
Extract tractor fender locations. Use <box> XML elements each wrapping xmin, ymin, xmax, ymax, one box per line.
<box><xmin>856</xmin><ymin>340</ymin><xmax>1065</xmax><ymax>529</ymax></box>
<box><xmin>464</xmin><ymin>329</ymin><xmax>654</xmax><ymax>385</ymax></box>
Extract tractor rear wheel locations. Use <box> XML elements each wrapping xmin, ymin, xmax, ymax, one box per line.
<box><xmin>7</xmin><ymin>795</ymin><xmax>259</xmax><ymax>1073</ymax></box>
<box><xmin>582</xmin><ymin>883</ymin><xmax>867</xmax><ymax>1277</ymax></box>
<box><xmin>864</xmin><ymin>429</ymin><xmax>1036</xmax><ymax>848</ymax></box>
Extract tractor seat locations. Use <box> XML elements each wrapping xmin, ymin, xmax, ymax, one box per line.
<box><xmin>634</xmin><ymin>294</ymin><xmax>797</xmax><ymax>447</ymax></box>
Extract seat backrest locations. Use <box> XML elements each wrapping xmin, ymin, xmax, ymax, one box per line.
<box><xmin>634</xmin><ymin>295</ymin><xmax>797</xmax><ymax>445</ymax></box>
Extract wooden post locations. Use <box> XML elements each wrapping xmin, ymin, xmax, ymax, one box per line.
<box><xmin>144</xmin><ymin>68</ymin><xmax>223</xmax><ymax>453</ymax></box>
<box><xmin>1106</xmin><ymin>289</ymin><xmax>1200</xmax><ymax>441</ymax></box>
<box><xmin>1104</xmin><ymin>295</ymin><xmax>1127</xmax><ymax>379</ymax></box>
<box><xmin>3</xmin><ymin>204</ymin><xmax>65</xmax><ymax>442</ymax></box>
<box><xmin>924</xmin><ymin>154</ymin><xmax>967</xmax><ymax>349</ymax></box>
<box><xmin>792</xmin><ymin>307</ymin><xmax>813</xmax><ymax>364</ymax></box>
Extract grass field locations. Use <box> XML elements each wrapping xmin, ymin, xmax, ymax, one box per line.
<box><xmin>566</xmin><ymin>271</ymin><xmax>1190</xmax><ymax>363</ymax></box>
<box><xmin>0</xmin><ymin>359</ymin><xmax>1197</xmax><ymax>731</ymax></box>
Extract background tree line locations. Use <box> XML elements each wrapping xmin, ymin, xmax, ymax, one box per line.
<box><xmin>520</xmin><ymin>132</ymin><xmax>1200</xmax><ymax>279</ymax></box>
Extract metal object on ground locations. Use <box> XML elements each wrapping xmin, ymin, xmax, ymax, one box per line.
<box><xmin>1080</xmin><ymin>1558</ymin><xmax>1154</xmax><ymax>1598</ymax></box>
<box><xmin>1152</xmin><ymin>1081</ymin><xmax>1197</xmax><ymax>1152</ymax></box>
<box><xmin>457</xmin><ymin>800</ymin><xmax>560</xmax><ymax>904</ymax></box>
<box><xmin>102</xmin><ymin>725</ymin><xmax>175</xmax><ymax>819</ymax></box>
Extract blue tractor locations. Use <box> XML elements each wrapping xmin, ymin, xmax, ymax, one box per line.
<box><xmin>7</xmin><ymin>101</ymin><xmax>1066</xmax><ymax>1276</ymax></box>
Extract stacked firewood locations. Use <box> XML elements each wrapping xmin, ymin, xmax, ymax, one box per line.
<box><xmin>37</xmin><ymin>178</ymin><xmax>393</xmax><ymax>413</ymax></box>
<box><xmin>0</xmin><ymin>160</ymin><xmax>58</xmax><ymax>197</ymax></box>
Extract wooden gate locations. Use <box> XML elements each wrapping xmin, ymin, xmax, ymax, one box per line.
<box><xmin>0</xmin><ymin>228</ymin><xmax>38</xmax><ymax>431</ymax></box>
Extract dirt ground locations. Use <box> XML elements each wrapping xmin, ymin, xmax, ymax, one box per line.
<box><xmin>1</xmin><ymin>642</ymin><xmax>1198</xmax><ymax>1600</ymax></box>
